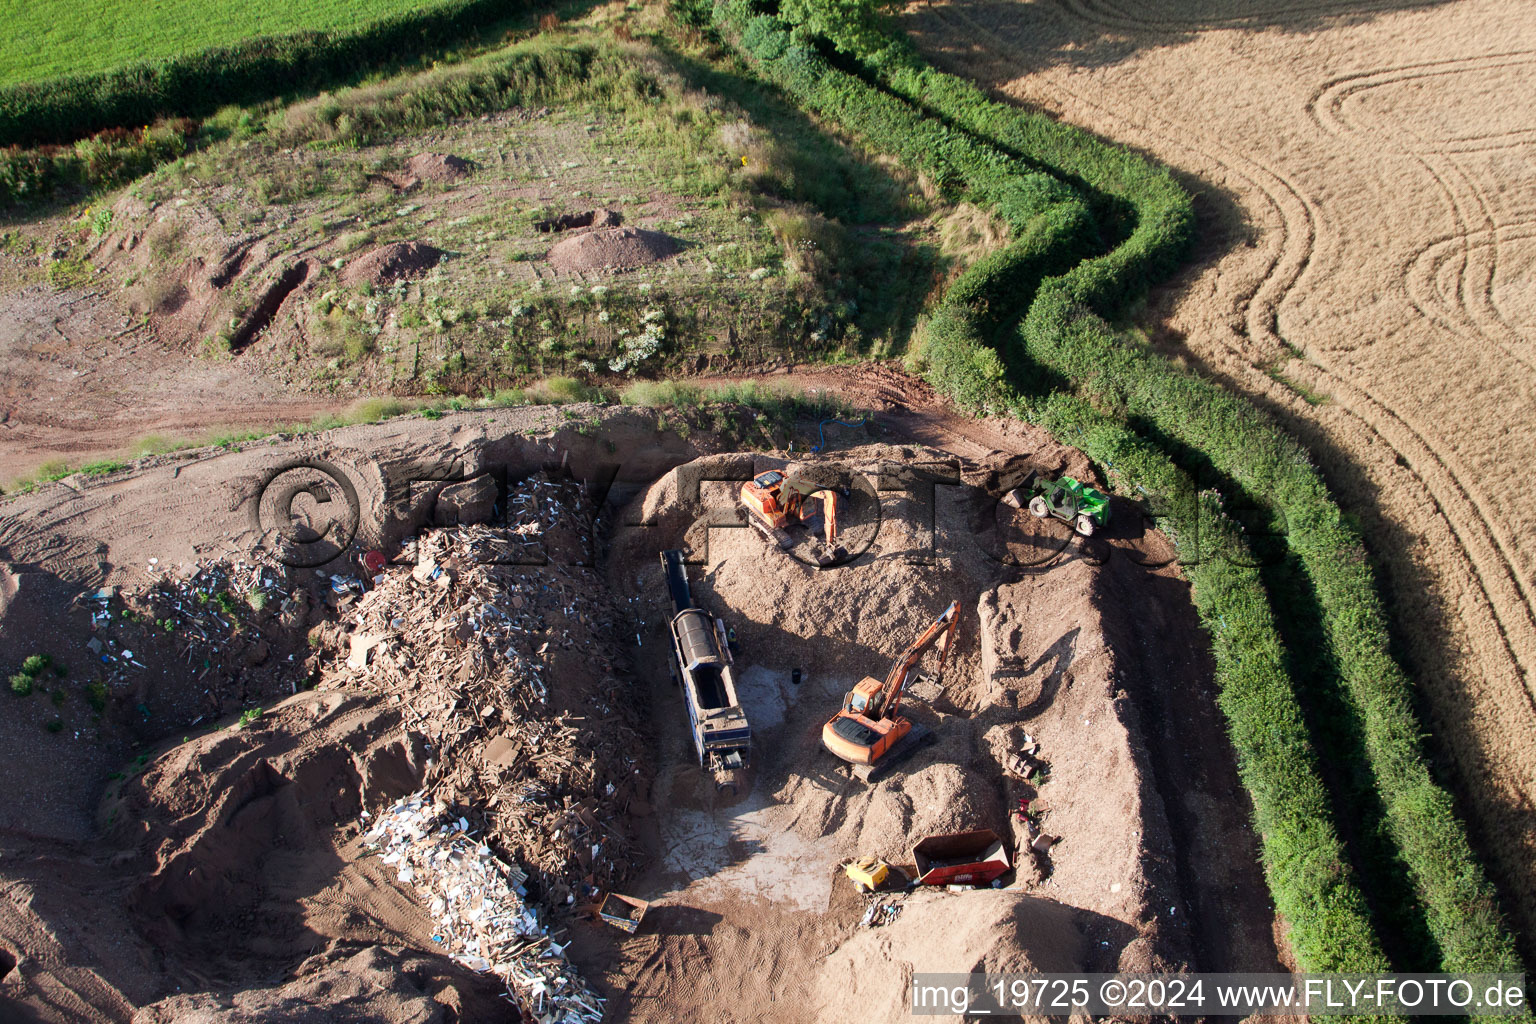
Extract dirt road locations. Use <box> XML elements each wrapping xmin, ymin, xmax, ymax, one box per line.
<box><xmin>901</xmin><ymin>0</ymin><xmax>1536</xmax><ymax>949</ymax></box>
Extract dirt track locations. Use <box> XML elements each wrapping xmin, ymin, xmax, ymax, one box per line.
<box><xmin>901</xmin><ymin>0</ymin><xmax>1536</xmax><ymax>950</ymax></box>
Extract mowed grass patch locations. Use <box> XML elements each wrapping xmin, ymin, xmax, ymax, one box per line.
<box><xmin>0</xmin><ymin>0</ymin><xmax>439</xmax><ymax>87</ymax></box>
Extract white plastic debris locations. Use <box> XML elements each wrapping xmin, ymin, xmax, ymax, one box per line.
<box><xmin>362</xmin><ymin>791</ymin><xmax>605</xmax><ymax>1023</ymax></box>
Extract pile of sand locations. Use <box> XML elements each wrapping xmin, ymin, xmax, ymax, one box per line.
<box><xmin>548</xmin><ymin>226</ymin><xmax>677</xmax><ymax>273</ymax></box>
<box><xmin>130</xmin><ymin>945</ymin><xmax>507</xmax><ymax>1023</ymax></box>
<box><xmin>404</xmin><ymin>153</ymin><xmax>471</xmax><ymax>182</ymax></box>
<box><xmin>340</xmin><ymin>242</ymin><xmax>444</xmax><ymax>288</ymax></box>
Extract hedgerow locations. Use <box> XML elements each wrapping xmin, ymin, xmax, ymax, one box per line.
<box><xmin>0</xmin><ymin>0</ymin><xmax>533</xmax><ymax>147</ymax></box>
<box><xmin>709</xmin><ymin>0</ymin><xmax>1522</xmax><ymax>978</ymax></box>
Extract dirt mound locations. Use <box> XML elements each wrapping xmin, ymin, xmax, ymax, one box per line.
<box><xmin>548</xmin><ymin>226</ymin><xmax>677</xmax><ymax>273</ymax></box>
<box><xmin>340</xmin><ymin>242</ymin><xmax>444</xmax><ymax>289</ymax></box>
<box><xmin>404</xmin><ymin>153</ymin><xmax>471</xmax><ymax>183</ymax></box>
<box><xmin>129</xmin><ymin>945</ymin><xmax>509</xmax><ymax>1023</ymax></box>
<box><xmin>102</xmin><ymin>690</ymin><xmax>430</xmax><ymax>979</ymax></box>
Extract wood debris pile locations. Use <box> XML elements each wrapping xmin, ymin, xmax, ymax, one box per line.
<box><xmin>325</xmin><ymin>472</ymin><xmax>648</xmax><ymax>913</ymax></box>
<box><xmin>364</xmin><ymin>792</ymin><xmax>606</xmax><ymax>1024</ymax></box>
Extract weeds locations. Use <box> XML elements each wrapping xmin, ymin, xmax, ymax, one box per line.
<box><xmin>9</xmin><ymin>653</ymin><xmax>59</xmax><ymax>697</ymax></box>
<box><xmin>45</xmin><ymin>257</ymin><xmax>92</xmax><ymax>289</ymax></box>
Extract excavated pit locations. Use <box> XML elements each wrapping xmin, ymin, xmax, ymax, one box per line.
<box><xmin>534</xmin><ymin>209</ymin><xmax>623</xmax><ymax>233</ymax></box>
<box><xmin>0</xmin><ymin>407</ymin><xmax>1282</xmax><ymax>1023</ymax></box>
<box><xmin>229</xmin><ymin>262</ymin><xmax>311</xmax><ymax>352</ymax></box>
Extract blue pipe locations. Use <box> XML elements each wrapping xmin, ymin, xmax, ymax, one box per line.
<box><xmin>812</xmin><ymin>417</ymin><xmax>868</xmax><ymax>452</ymax></box>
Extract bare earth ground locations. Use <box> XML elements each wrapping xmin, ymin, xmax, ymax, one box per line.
<box><xmin>0</xmin><ymin>400</ymin><xmax>1284</xmax><ymax>1020</ymax></box>
<box><xmin>901</xmin><ymin>0</ymin><xmax>1536</xmax><ymax>951</ymax></box>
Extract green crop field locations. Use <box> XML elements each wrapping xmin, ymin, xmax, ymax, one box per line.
<box><xmin>0</xmin><ymin>0</ymin><xmax>443</xmax><ymax>86</ymax></box>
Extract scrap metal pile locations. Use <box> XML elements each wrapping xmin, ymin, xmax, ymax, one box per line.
<box><xmin>324</xmin><ymin>472</ymin><xmax>648</xmax><ymax>910</ymax></box>
<box><xmin>364</xmin><ymin>792</ymin><xmax>606</xmax><ymax>1024</ymax></box>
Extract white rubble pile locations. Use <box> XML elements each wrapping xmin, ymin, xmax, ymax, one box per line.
<box><xmin>364</xmin><ymin>791</ymin><xmax>607</xmax><ymax>1024</ymax></box>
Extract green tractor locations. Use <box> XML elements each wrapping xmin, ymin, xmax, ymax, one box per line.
<box><xmin>1027</xmin><ymin>477</ymin><xmax>1111</xmax><ymax>537</ymax></box>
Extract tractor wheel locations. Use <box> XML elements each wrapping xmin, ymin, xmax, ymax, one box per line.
<box><xmin>1074</xmin><ymin>515</ymin><xmax>1096</xmax><ymax>536</ymax></box>
<box><xmin>1028</xmin><ymin>496</ymin><xmax>1049</xmax><ymax>518</ymax></box>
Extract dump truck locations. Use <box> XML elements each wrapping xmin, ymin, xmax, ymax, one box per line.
<box><xmin>822</xmin><ymin>600</ymin><xmax>958</xmax><ymax>783</ymax></box>
<box><xmin>661</xmin><ymin>550</ymin><xmax>751</xmax><ymax>777</ymax></box>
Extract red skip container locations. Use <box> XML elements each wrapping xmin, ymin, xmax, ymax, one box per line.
<box><xmin>911</xmin><ymin>828</ymin><xmax>1011</xmax><ymax>886</ymax></box>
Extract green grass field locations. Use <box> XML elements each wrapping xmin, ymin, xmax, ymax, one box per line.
<box><xmin>0</xmin><ymin>0</ymin><xmax>444</xmax><ymax>86</ymax></box>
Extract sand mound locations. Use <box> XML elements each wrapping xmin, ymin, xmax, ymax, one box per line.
<box><xmin>548</xmin><ymin>226</ymin><xmax>677</xmax><ymax>273</ymax></box>
<box><xmin>340</xmin><ymin>242</ymin><xmax>444</xmax><ymax>289</ymax></box>
<box><xmin>129</xmin><ymin>945</ymin><xmax>507</xmax><ymax>1023</ymax></box>
<box><xmin>404</xmin><ymin>153</ymin><xmax>470</xmax><ymax>182</ymax></box>
<box><xmin>815</xmin><ymin>891</ymin><xmax>1083</xmax><ymax>1019</ymax></box>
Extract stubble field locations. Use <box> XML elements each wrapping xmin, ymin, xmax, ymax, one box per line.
<box><xmin>901</xmin><ymin>0</ymin><xmax>1536</xmax><ymax>950</ymax></box>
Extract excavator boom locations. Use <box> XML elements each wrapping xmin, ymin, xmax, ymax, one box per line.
<box><xmin>882</xmin><ymin>600</ymin><xmax>958</xmax><ymax>719</ymax></box>
<box><xmin>821</xmin><ymin>599</ymin><xmax>960</xmax><ymax>778</ymax></box>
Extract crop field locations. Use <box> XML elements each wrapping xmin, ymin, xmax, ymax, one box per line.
<box><xmin>900</xmin><ymin>0</ymin><xmax>1536</xmax><ymax>959</ymax></box>
<box><xmin>0</xmin><ymin>0</ymin><xmax>446</xmax><ymax>86</ymax></box>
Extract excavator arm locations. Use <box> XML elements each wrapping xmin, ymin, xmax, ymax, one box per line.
<box><xmin>880</xmin><ymin>600</ymin><xmax>958</xmax><ymax>718</ymax></box>
<box><xmin>780</xmin><ymin>475</ymin><xmax>840</xmax><ymax>542</ymax></box>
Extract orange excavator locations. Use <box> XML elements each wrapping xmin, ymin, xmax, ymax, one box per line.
<box><xmin>739</xmin><ymin>469</ymin><xmax>839</xmax><ymax>552</ymax></box>
<box><xmin>822</xmin><ymin>600</ymin><xmax>959</xmax><ymax>782</ymax></box>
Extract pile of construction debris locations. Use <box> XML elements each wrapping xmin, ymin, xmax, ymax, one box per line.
<box><xmin>322</xmin><ymin>472</ymin><xmax>648</xmax><ymax>909</ymax></box>
<box><xmin>78</xmin><ymin>554</ymin><xmax>307</xmax><ymax>717</ymax></box>
<box><xmin>364</xmin><ymin>792</ymin><xmax>606</xmax><ymax>1024</ymax></box>
<box><xmin>1003</xmin><ymin>733</ymin><xmax>1059</xmax><ymax>858</ymax></box>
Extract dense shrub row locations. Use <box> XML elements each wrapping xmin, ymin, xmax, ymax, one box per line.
<box><xmin>0</xmin><ymin>0</ymin><xmax>529</xmax><ymax>147</ymax></box>
<box><xmin>710</xmin><ymin>0</ymin><xmax>1522</xmax><ymax>975</ymax></box>
<box><xmin>0</xmin><ymin>122</ymin><xmax>192</xmax><ymax>205</ymax></box>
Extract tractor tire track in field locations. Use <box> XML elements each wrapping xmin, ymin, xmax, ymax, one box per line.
<box><xmin>903</xmin><ymin>0</ymin><xmax>1536</xmax><ymax>951</ymax></box>
<box><xmin>1052</xmin><ymin>0</ymin><xmax>1449</xmax><ymax>33</ymax></box>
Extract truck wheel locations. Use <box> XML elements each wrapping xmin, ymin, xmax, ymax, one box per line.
<box><xmin>1074</xmin><ymin>515</ymin><xmax>1096</xmax><ymax>536</ymax></box>
<box><xmin>1028</xmin><ymin>496</ymin><xmax>1049</xmax><ymax>518</ymax></box>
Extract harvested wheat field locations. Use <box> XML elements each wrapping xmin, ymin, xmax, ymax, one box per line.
<box><xmin>902</xmin><ymin>0</ymin><xmax>1536</xmax><ymax>950</ymax></box>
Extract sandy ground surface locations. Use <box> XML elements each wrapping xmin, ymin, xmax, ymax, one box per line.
<box><xmin>0</xmin><ymin>398</ymin><xmax>1284</xmax><ymax>1021</ymax></box>
<box><xmin>901</xmin><ymin>0</ymin><xmax>1536</xmax><ymax>952</ymax></box>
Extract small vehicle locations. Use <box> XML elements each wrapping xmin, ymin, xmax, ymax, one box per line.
<box><xmin>1027</xmin><ymin>477</ymin><xmax>1110</xmax><ymax>536</ymax></box>
<box><xmin>845</xmin><ymin>855</ymin><xmax>908</xmax><ymax>893</ymax></box>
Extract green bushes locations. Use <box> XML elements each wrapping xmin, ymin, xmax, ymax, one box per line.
<box><xmin>0</xmin><ymin>119</ymin><xmax>194</xmax><ymax>205</ymax></box>
<box><xmin>709</xmin><ymin>0</ymin><xmax>1521</xmax><ymax>977</ymax></box>
<box><xmin>0</xmin><ymin>0</ymin><xmax>536</xmax><ymax>147</ymax></box>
